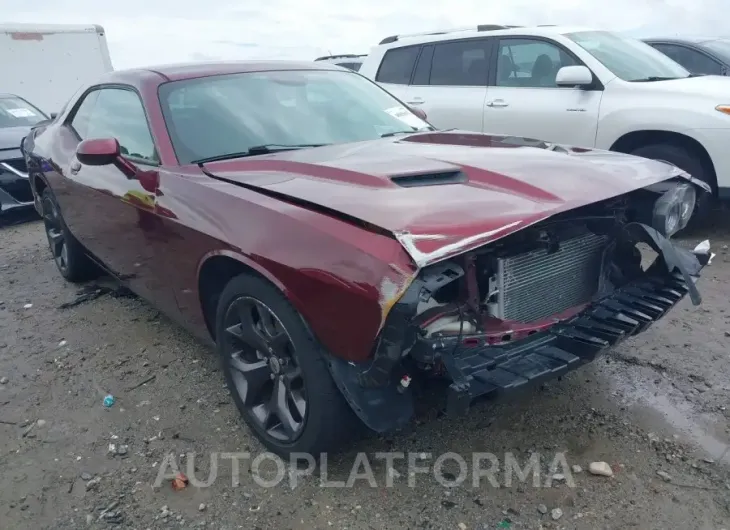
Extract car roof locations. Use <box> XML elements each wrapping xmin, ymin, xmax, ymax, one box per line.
<box><xmin>99</xmin><ymin>60</ymin><xmax>346</xmax><ymax>83</ymax></box>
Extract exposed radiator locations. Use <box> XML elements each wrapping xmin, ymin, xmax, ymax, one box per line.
<box><xmin>496</xmin><ymin>231</ymin><xmax>607</xmax><ymax>323</ymax></box>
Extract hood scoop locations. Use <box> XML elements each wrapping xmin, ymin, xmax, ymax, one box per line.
<box><xmin>390</xmin><ymin>170</ymin><xmax>467</xmax><ymax>188</ymax></box>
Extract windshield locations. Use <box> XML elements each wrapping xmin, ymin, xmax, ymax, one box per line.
<box><xmin>702</xmin><ymin>39</ymin><xmax>730</xmax><ymax>64</ymax></box>
<box><xmin>0</xmin><ymin>96</ymin><xmax>48</xmax><ymax>128</ymax></box>
<box><xmin>565</xmin><ymin>31</ymin><xmax>690</xmax><ymax>81</ymax></box>
<box><xmin>158</xmin><ymin>69</ymin><xmax>432</xmax><ymax>164</ymax></box>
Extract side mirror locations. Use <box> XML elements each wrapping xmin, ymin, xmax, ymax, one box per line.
<box><xmin>76</xmin><ymin>138</ymin><xmax>121</xmax><ymax>166</ymax></box>
<box><xmin>555</xmin><ymin>65</ymin><xmax>594</xmax><ymax>88</ymax></box>
<box><xmin>50</xmin><ymin>112</ymin><xmax>58</xmax><ymax>119</ymax></box>
<box><xmin>410</xmin><ymin>107</ymin><xmax>427</xmax><ymax>120</ymax></box>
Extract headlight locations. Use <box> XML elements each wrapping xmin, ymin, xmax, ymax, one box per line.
<box><xmin>652</xmin><ymin>183</ymin><xmax>696</xmax><ymax>237</ymax></box>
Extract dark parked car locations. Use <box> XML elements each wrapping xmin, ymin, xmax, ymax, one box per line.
<box><xmin>22</xmin><ymin>61</ymin><xmax>712</xmax><ymax>456</ymax></box>
<box><xmin>0</xmin><ymin>94</ymin><xmax>51</xmax><ymax>215</ymax></box>
<box><xmin>643</xmin><ymin>37</ymin><xmax>730</xmax><ymax>76</ymax></box>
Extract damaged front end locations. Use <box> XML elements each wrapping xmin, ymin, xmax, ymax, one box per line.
<box><xmin>327</xmin><ymin>182</ymin><xmax>713</xmax><ymax>434</ymax></box>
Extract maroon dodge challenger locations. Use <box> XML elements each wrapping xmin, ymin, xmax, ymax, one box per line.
<box><xmin>21</xmin><ymin>61</ymin><xmax>712</xmax><ymax>456</ymax></box>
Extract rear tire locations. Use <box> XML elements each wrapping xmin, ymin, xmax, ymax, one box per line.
<box><xmin>215</xmin><ymin>273</ymin><xmax>360</xmax><ymax>457</ymax></box>
<box><xmin>40</xmin><ymin>187</ymin><xmax>98</xmax><ymax>283</ymax></box>
<box><xmin>630</xmin><ymin>143</ymin><xmax>714</xmax><ymax>227</ymax></box>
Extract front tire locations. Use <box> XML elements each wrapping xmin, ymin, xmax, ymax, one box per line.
<box><xmin>40</xmin><ymin>188</ymin><xmax>98</xmax><ymax>282</ymax></box>
<box><xmin>215</xmin><ymin>273</ymin><xmax>359</xmax><ymax>457</ymax></box>
<box><xmin>630</xmin><ymin>143</ymin><xmax>714</xmax><ymax>226</ymax></box>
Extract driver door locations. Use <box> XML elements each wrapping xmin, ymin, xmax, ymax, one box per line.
<box><xmin>55</xmin><ymin>86</ymin><xmax>164</xmax><ymax>302</ymax></box>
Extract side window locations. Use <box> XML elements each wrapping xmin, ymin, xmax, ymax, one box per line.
<box><xmin>375</xmin><ymin>46</ymin><xmax>420</xmax><ymax>84</ymax></box>
<box><xmin>496</xmin><ymin>38</ymin><xmax>578</xmax><ymax>88</ymax></box>
<box><xmin>70</xmin><ymin>91</ymin><xmax>100</xmax><ymax>139</ymax></box>
<box><xmin>86</xmin><ymin>88</ymin><xmax>158</xmax><ymax>162</ymax></box>
<box><xmin>652</xmin><ymin>44</ymin><xmax>722</xmax><ymax>75</ymax></box>
<box><xmin>429</xmin><ymin>39</ymin><xmax>490</xmax><ymax>86</ymax></box>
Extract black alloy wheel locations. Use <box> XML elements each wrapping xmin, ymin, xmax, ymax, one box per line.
<box><xmin>39</xmin><ymin>187</ymin><xmax>98</xmax><ymax>283</ymax></box>
<box><xmin>222</xmin><ymin>296</ymin><xmax>307</xmax><ymax>443</ymax></box>
<box><xmin>42</xmin><ymin>192</ymin><xmax>69</xmax><ymax>274</ymax></box>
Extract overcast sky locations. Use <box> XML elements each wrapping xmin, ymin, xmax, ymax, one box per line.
<box><xmin>9</xmin><ymin>0</ymin><xmax>727</xmax><ymax>69</ymax></box>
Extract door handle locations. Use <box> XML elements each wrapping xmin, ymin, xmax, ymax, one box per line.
<box><xmin>69</xmin><ymin>161</ymin><xmax>81</xmax><ymax>175</ymax></box>
<box><xmin>407</xmin><ymin>100</ymin><xmax>424</xmax><ymax>105</ymax></box>
<box><xmin>486</xmin><ymin>100</ymin><xmax>509</xmax><ymax>108</ymax></box>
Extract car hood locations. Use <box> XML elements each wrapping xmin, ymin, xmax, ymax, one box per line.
<box><xmin>202</xmin><ymin>131</ymin><xmax>692</xmax><ymax>267</ymax></box>
<box><xmin>0</xmin><ymin>126</ymin><xmax>31</xmax><ymax>151</ymax></box>
<box><xmin>633</xmin><ymin>74</ymin><xmax>730</xmax><ymax>98</ymax></box>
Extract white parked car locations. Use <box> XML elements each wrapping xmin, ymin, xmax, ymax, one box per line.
<box><xmin>359</xmin><ymin>25</ymin><xmax>730</xmax><ymax>217</ymax></box>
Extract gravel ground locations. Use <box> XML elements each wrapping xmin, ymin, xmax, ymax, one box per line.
<box><xmin>1</xmin><ymin>214</ymin><xmax>730</xmax><ymax>530</ymax></box>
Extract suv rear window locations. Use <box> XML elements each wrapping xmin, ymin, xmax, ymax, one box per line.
<box><xmin>376</xmin><ymin>46</ymin><xmax>420</xmax><ymax>84</ymax></box>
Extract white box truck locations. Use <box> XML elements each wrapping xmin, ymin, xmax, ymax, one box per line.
<box><xmin>0</xmin><ymin>23</ymin><xmax>113</xmax><ymax>115</ymax></box>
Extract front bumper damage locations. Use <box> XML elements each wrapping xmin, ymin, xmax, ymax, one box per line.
<box><xmin>328</xmin><ymin>223</ymin><xmax>713</xmax><ymax>434</ymax></box>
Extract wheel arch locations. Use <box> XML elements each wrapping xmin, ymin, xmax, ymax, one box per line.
<box><xmin>32</xmin><ymin>173</ymin><xmax>48</xmax><ymax>195</ymax></box>
<box><xmin>609</xmin><ymin>129</ymin><xmax>718</xmax><ymax>193</ymax></box>
<box><xmin>196</xmin><ymin>250</ymin><xmax>309</xmax><ymax>342</ymax></box>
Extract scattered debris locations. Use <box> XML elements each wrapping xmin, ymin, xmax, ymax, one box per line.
<box><xmin>23</xmin><ymin>303</ymin><xmax>32</xmax><ymax>309</ymax></box>
<box><xmin>657</xmin><ymin>470</ymin><xmax>672</xmax><ymax>482</ymax></box>
<box><xmin>98</xmin><ymin>500</ymin><xmax>120</xmax><ymax>521</ymax></box>
<box><xmin>458</xmin><ymin>523</ymin><xmax>466</xmax><ymax>530</ymax></box>
<box><xmin>103</xmin><ymin>395</ymin><xmax>115</xmax><ymax>408</ymax></box>
<box><xmin>58</xmin><ymin>340</ymin><xmax>67</xmax><ymax>347</ymax></box>
<box><xmin>537</xmin><ymin>504</ymin><xmax>548</xmax><ymax>514</ymax></box>
<box><xmin>36</xmin><ymin>419</ymin><xmax>46</xmax><ymax>427</ymax></box>
<box><xmin>572</xmin><ymin>465</ymin><xmax>583</xmax><ymax>473</ymax></box>
<box><xmin>0</xmin><ymin>376</ymin><xmax>8</xmax><ymax>384</ymax></box>
<box><xmin>496</xmin><ymin>520</ymin><xmax>511</xmax><ymax>529</ymax></box>
<box><xmin>551</xmin><ymin>508</ymin><xmax>563</xmax><ymax>520</ymax></box>
<box><xmin>198</xmin><ymin>503</ymin><xmax>207</xmax><ymax>512</ymax></box>
<box><xmin>126</xmin><ymin>375</ymin><xmax>156</xmax><ymax>392</ymax></box>
<box><xmin>21</xmin><ymin>422</ymin><xmax>37</xmax><ymax>438</ymax></box>
<box><xmin>58</xmin><ymin>283</ymin><xmax>134</xmax><ymax>310</ymax></box>
<box><xmin>588</xmin><ymin>462</ymin><xmax>614</xmax><ymax>477</ymax></box>
<box><xmin>171</xmin><ymin>472</ymin><xmax>189</xmax><ymax>490</ymax></box>
<box><xmin>85</xmin><ymin>477</ymin><xmax>101</xmax><ymax>491</ymax></box>
<box><xmin>80</xmin><ymin>472</ymin><xmax>92</xmax><ymax>481</ymax></box>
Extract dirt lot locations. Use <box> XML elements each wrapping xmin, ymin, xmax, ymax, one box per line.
<box><xmin>1</xmin><ymin>214</ymin><xmax>730</xmax><ymax>530</ymax></box>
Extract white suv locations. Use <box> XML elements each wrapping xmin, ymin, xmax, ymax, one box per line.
<box><xmin>359</xmin><ymin>25</ymin><xmax>730</xmax><ymax>216</ymax></box>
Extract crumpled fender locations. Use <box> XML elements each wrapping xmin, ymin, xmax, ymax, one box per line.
<box><xmin>621</xmin><ymin>223</ymin><xmax>710</xmax><ymax>305</ymax></box>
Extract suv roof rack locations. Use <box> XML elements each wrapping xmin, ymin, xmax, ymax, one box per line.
<box><xmin>378</xmin><ymin>24</ymin><xmax>522</xmax><ymax>45</ymax></box>
<box><xmin>314</xmin><ymin>54</ymin><xmax>367</xmax><ymax>61</ymax></box>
